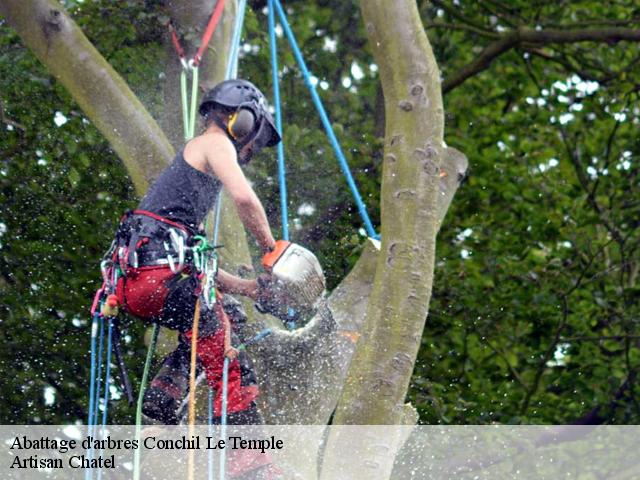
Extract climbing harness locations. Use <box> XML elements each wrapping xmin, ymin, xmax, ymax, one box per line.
<box><xmin>193</xmin><ymin>234</ymin><xmax>221</xmax><ymax>308</ymax></box>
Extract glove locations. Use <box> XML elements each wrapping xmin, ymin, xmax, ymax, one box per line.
<box><xmin>253</xmin><ymin>274</ymin><xmax>300</xmax><ymax>324</ymax></box>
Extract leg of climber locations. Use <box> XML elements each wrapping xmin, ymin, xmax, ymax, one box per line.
<box><xmin>142</xmin><ymin>282</ymin><xmax>255</xmax><ymax>424</ymax></box>
<box><xmin>141</xmin><ymin>272</ymin><xmax>204</xmax><ymax>423</ymax></box>
<box><xmin>192</xmin><ymin>326</ymin><xmax>260</xmax><ymax>419</ymax></box>
<box><xmin>193</xmin><ymin>325</ymin><xmax>281</xmax><ymax>480</ymax></box>
<box><xmin>142</xmin><ymin>339</ymin><xmax>194</xmax><ymax>424</ymax></box>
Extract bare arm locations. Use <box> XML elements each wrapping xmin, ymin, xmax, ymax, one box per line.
<box><xmin>216</xmin><ymin>269</ymin><xmax>260</xmax><ymax>300</ymax></box>
<box><xmin>203</xmin><ymin>134</ymin><xmax>276</xmax><ymax>253</ymax></box>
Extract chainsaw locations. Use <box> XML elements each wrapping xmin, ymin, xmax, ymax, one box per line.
<box><xmin>258</xmin><ymin>240</ymin><xmax>326</xmax><ymax>326</ymax></box>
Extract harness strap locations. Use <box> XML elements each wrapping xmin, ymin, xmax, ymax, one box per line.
<box><xmin>130</xmin><ymin>209</ymin><xmax>192</xmax><ymax>235</ymax></box>
<box><xmin>127</xmin><ymin>230</ymin><xmax>140</xmax><ymax>268</ymax></box>
<box><xmin>167</xmin><ymin>21</ymin><xmax>186</xmax><ymax>60</ymax></box>
<box><xmin>115</xmin><ymin>210</ymin><xmax>198</xmax><ymax>271</ymax></box>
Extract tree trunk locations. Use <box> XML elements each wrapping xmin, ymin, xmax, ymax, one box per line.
<box><xmin>334</xmin><ymin>0</ymin><xmax>445</xmax><ymax>425</ymax></box>
<box><xmin>318</xmin><ymin>0</ymin><xmax>449</xmax><ymax>476</ymax></box>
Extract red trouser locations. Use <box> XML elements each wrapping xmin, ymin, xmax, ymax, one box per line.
<box><xmin>116</xmin><ymin>266</ymin><xmax>259</xmax><ymax>416</ymax></box>
<box><xmin>185</xmin><ymin>327</ymin><xmax>259</xmax><ymax>415</ymax></box>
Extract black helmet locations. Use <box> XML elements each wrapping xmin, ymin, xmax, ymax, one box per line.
<box><xmin>199</xmin><ymin>79</ymin><xmax>281</xmax><ymax>154</ymax></box>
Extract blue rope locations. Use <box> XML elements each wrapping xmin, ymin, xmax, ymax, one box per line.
<box><xmin>86</xmin><ymin>315</ymin><xmax>105</xmax><ymax>480</ymax></box>
<box><xmin>212</xmin><ymin>195</ymin><xmax>223</xmax><ymax>246</ymax></box>
<box><xmin>225</xmin><ymin>0</ymin><xmax>247</xmax><ymax>80</ymax></box>
<box><xmin>242</xmin><ymin>328</ymin><xmax>273</xmax><ymax>347</ymax></box>
<box><xmin>101</xmin><ymin>319</ymin><xmax>113</xmax><ymax>428</ymax></box>
<box><xmin>208</xmin><ymin>389</ymin><xmax>214</xmax><ymax>480</ymax></box>
<box><xmin>97</xmin><ymin>319</ymin><xmax>114</xmax><ymax>480</ymax></box>
<box><xmin>219</xmin><ymin>357</ymin><xmax>230</xmax><ymax>479</ymax></box>
<box><xmin>271</xmin><ymin>0</ymin><xmax>379</xmax><ymax>240</ymax></box>
<box><xmin>93</xmin><ymin>316</ymin><xmax>105</xmax><ymax>432</ymax></box>
<box><xmin>87</xmin><ymin>313</ymin><xmax>100</xmax><ymax>427</ymax></box>
<box><xmin>85</xmin><ymin>312</ymin><xmax>100</xmax><ymax>480</ymax></box>
<box><xmin>268</xmin><ymin>0</ymin><xmax>289</xmax><ymax>240</ymax></box>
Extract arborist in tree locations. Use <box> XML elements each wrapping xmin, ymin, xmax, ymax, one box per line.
<box><xmin>106</xmin><ymin>79</ymin><xmax>284</xmax><ymax>429</ymax></box>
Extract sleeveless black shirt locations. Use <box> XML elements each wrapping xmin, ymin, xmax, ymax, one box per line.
<box><xmin>138</xmin><ymin>149</ymin><xmax>222</xmax><ymax>232</ymax></box>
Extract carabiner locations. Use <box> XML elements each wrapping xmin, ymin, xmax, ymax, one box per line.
<box><xmin>169</xmin><ymin>229</ymin><xmax>185</xmax><ymax>271</ymax></box>
<box><xmin>100</xmin><ymin>260</ymin><xmax>111</xmax><ymax>284</ymax></box>
<box><xmin>202</xmin><ymin>253</ymin><xmax>218</xmax><ymax>309</ymax></box>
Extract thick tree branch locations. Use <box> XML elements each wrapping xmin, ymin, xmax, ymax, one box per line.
<box><xmin>437</xmin><ymin>147</ymin><xmax>468</xmax><ymax>231</ymax></box>
<box><xmin>334</xmin><ymin>0</ymin><xmax>446</xmax><ymax>426</ymax></box>
<box><xmin>319</xmin><ymin>2</ymin><xmax>467</xmax><ymax>474</ymax></box>
<box><xmin>425</xmin><ymin>22</ymin><xmax>501</xmax><ymax>39</ymax></box>
<box><xmin>443</xmin><ymin>27</ymin><xmax>640</xmax><ymax>94</ymax></box>
<box><xmin>0</xmin><ymin>0</ymin><xmax>174</xmax><ymax>194</ymax></box>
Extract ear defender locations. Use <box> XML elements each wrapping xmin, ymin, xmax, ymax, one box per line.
<box><xmin>227</xmin><ymin>108</ymin><xmax>256</xmax><ymax>140</ymax></box>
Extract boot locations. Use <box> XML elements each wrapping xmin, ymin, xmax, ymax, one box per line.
<box><xmin>142</xmin><ymin>338</ymin><xmax>195</xmax><ymax>424</ymax></box>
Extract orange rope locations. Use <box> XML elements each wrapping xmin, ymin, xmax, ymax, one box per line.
<box><xmin>187</xmin><ymin>290</ymin><xmax>235</xmax><ymax>480</ymax></box>
<box><xmin>187</xmin><ymin>297</ymin><xmax>201</xmax><ymax>480</ymax></box>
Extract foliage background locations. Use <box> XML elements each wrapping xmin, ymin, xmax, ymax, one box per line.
<box><xmin>1</xmin><ymin>0</ymin><xmax>639</xmax><ymax>424</ymax></box>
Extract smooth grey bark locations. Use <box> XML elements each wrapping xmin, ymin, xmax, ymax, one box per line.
<box><xmin>321</xmin><ymin>0</ymin><xmax>455</xmax><ymax>477</ymax></box>
<box><xmin>334</xmin><ymin>0</ymin><xmax>445</xmax><ymax>426</ymax></box>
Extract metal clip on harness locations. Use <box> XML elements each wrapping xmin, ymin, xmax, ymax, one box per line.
<box><xmin>164</xmin><ymin>228</ymin><xmax>186</xmax><ymax>273</ymax></box>
<box><xmin>192</xmin><ymin>235</ymin><xmax>221</xmax><ymax>309</ymax></box>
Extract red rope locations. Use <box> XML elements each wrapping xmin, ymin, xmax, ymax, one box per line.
<box><xmin>167</xmin><ymin>22</ymin><xmax>186</xmax><ymax>60</ymax></box>
<box><xmin>166</xmin><ymin>0</ymin><xmax>227</xmax><ymax>66</ymax></box>
<box><xmin>194</xmin><ymin>0</ymin><xmax>226</xmax><ymax>66</ymax></box>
